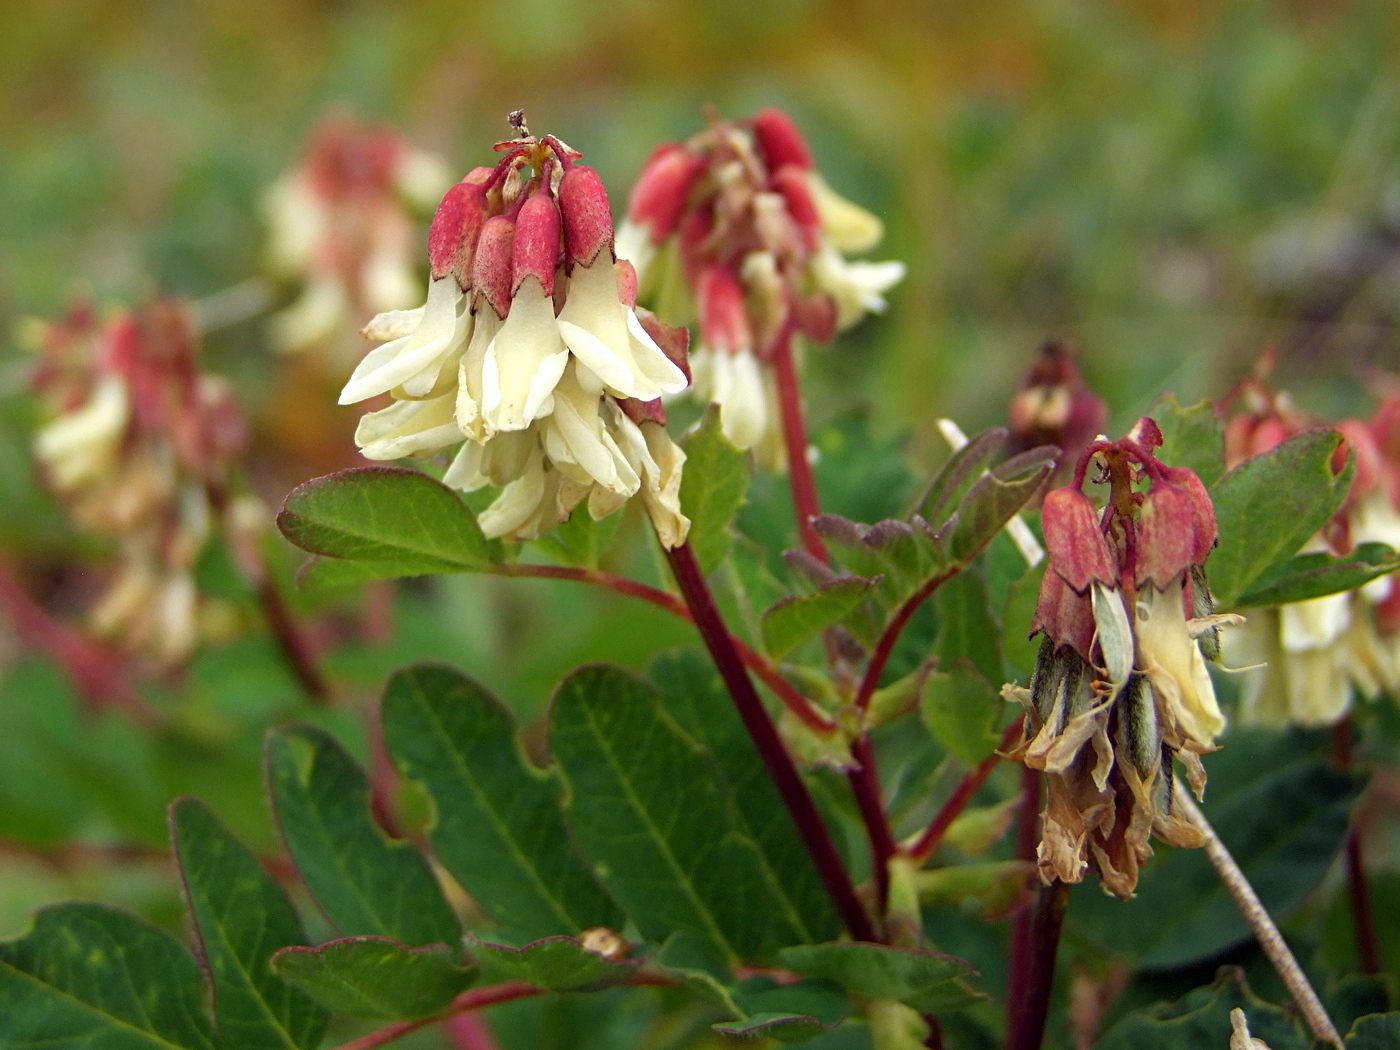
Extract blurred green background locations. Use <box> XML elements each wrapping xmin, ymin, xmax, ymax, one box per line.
<box><xmin>2</xmin><ymin>0</ymin><xmax>1400</xmax><ymax>974</ymax></box>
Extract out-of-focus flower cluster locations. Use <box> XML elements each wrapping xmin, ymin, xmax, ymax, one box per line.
<box><xmin>1005</xmin><ymin>338</ymin><xmax>1106</xmax><ymax>494</ymax></box>
<box><xmin>29</xmin><ymin>301</ymin><xmax>248</xmax><ymax>666</ymax></box>
<box><xmin>617</xmin><ymin>108</ymin><xmax>905</xmax><ymax>470</ymax></box>
<box><xmin>1010</xmin><ymin>419</ymin><xmax>1236</xmax><ymax>899</ymax></box>
<box><xmin>1222</xmin><ymin>361</ymin><xmax>1400</xmax><ymax>726</ymax></box>
<box><xmin>339</xmin><ymin>124</ymin><xmax>692</xmax><ymax>547</ymax></box>
<box><xmin>265</xmin><ymin>114</ymin><xmax>451</xmax><ymax>356</ymax></box>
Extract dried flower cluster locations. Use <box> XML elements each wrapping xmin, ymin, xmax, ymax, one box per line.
<box><xmin>339</xmin><ymin>125</ymin><xmax>692</xmax><ymax>546</ymax></box>
<box><xmin>30</xmin><ymin>302</ymin><xmax>247</xmax><ymax>665</ymax></box>
<box><xmin>1223</xmin><ymin>364</ymin><xmax>1400</xmax><ymax>726</ymax></box>
<box><xmin>617</xmin><ymin>108</ymin><xmax>905</xmax><ymax>469</ymax></box>
<box><xmin>1010</xmin><ymin>419</ymin><xmax>1236</xmax><ymax>899</ymax></box>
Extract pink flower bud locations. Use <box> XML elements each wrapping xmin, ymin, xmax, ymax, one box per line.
<box><xmin>472</xmin><ymin>215</ymin><xmax>516</xmax><ymax>318</ymax></box>
<box><xmin>1336</xmin><ymin>419</ymin><xmax>1381</xmax><ymax>499</ymax></box>
<box><xmin>1042</xmin><ymin>487</ymin><xmax>1117</xmax><ymax>593</ymax></box>
<box><xmin>1129</xmin><ymin>416</ymin><xmax>1163</xmax><ymax>452</ymax></box>
<box><xmin>697</xmin><ymin>267</ymin><xmax>752</xmax><ymax>354</ymax></box>
<box><xmin>771</xmin><ymin>166</ymin><xmax>821</xmax><ymax>250</ymax></box>
<box><xmin>512</xmin><ymin>192</ymin><xmax>562</xmax><ymax>297</ymax></box>
<box><xmin>428</xmin><ymin>169</ymin><xmax>493</xmax><ymax>284</ymax></box>
<box><xmin>558</xmin><ymin>164</ymin><xmax>614</xmax><ymax>268</ymax></box>
<box><xmin>751</xmin><ymin>107</ymin><xmax>814</xmax><ymax>172</ymax></box>
<box><xmin>626</xmin><ymin>143</ymin><xmax>703</xmax><ymax>242</ymax></box>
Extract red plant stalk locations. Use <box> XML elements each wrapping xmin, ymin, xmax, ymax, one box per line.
<box><xmin>665</xmin><ymin>541</ymin><xmax>876</xmax><ymax>943</ymax></box>
<box><xmin>907</xmin><ymin>718</ymin><xmax>1025</xmax><ymax>862</ymax></box>
<box><xmin>770</xmin><ymin>325</ymin><xmax>829</xmax><ymax>564</ymax></box>
<box><xmin>1004</xmin><ymin>764</ymin><xmax>1044</xmax><ymax>1049</ymax></box>
<box><xmin>1006</xmin><ymin>880</ymin><xmax>1068</xmax><ymax>1050</ymax></box>
<box><xmin>1333</xmin><ymin>719</ymin><xmax>1381</xmax><ymax>974</ymax></box>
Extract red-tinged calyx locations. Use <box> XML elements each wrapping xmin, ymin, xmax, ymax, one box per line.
<box><xmin>617</xmin><ymin>395</ymin><xmax>667</xmax><ymax>426</ymax></box>
<box><xmin>428</xmin><ymin>169</ymin><xmax>493</xmax><ymax>284</ymax></box>
<box><xmin>793</xmin><ymin>291</ymin><xmax>837</xmax><ymax>344</ymax></box>
<box><xmin>512</xmin><ymin>192</ymin><xmax>562</xmax><ymax>297</ymax></box>
<box><xmin>615</xmin><ymin>258</ymin><xmax>638</xmax><ymax>308</ymax></box>
<box><xmin>558</xmin><ymin>164</ymin><xmax>614</xmax><ymax>268</ymax></box>
<box><xmin>1135</xmin><ymin>481</ymin><xmax>1197</xmax><ymax>589</ymax></box>
<box><xmin>1161</xmin><ymin>466</ymin><xmax>1217</xmax><ymax>563</ymax></box>
<box><xmin>1031</xmin><ymin>567</ymin><xmax>1098</xmax><ymax>662</ymax></box>
<box><xmin>771</xmin><ymin>166</ymin><xmax>821</xmax><ymax>250</ymax></box>
<box><xmin>751</xmin><ymin>107</ymin><xmax>814</xmax><ymax>171</ymax></box>
<box><xmin>473</xmin><ymin>215</ymin><xmax>516</xmax><ymax>317</ymax></box>
<box><xmin>1128</xmin><ymin>416</ymin><xmax>1163</xmax><ymax>453</ymax></box>
<box><xmin>1042</xmin><ymin>487</ymin><xmax>1118</xmax><ymax>593</ymax></box>
<box><xmin>636</xmin><ymin>308</ymin><xmax>691</xmax><ymax>384</ymax></box>
<box><xmin>626</xmin><ymin>143</ymin><xmax>704</xmax><ymax>242</ymax></box>
<box><xmin>697</xmin><ymin>266</ymin><xmax>752</xmax><ymax>354</ymax></box>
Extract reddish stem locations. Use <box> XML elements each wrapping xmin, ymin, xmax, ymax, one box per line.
<box><xmin>848</xmin><ymin>736</ymin><xmax>897</xmax><ymax>915</ymax></box>
<box><xmin>907</xmin><ymin>718</ymin><xmax>1024</xmax><ymax>862</ymax></box>
<box><xmin>255</xmin><ymin>574</ymin><xmax>332</xmax><ymax>703</ymax></box>
<box><xmin>855</xmin><ymin>569</ymin><xmax>958</xmax><ymax>712</ymax></box>
<box><xmin>0</xmin><ymin>562</ymin><xmax>159</xmax><ymax>728</ymax></box>
<box><xmin>1006</xmin><ymin>879</ymin><xmax>1068</xmax><ymax>1050</ymax></box>
<box><xmin>442</xmin><ymin>1013</ymin><xmax>501</xmax><ymax>1050</ymax></box>
<box><xmin>1005</xmin><ymin>765</ymin><xmax>1044</xmax><ymax>1050</ymax></box>
<box><xmin>666</xmin><ymin>542</ymin><xmax>876</xmax><ymax>943</ymax></box>
<box><xmin>770</xmin><ymin>326</ymin><xmax>829</xmax><ymax>564</ymax></box>
<box><xmin>326</xmin><ymin>982</ymin><xmax>542</xmax><ymax>1050</ymax></box>
<box><xmin>1333</xmin><ymin>720</ymin><xmax>1381</xmax><ymax>974</ymax></box>
<box><xmin>496</xmin><ymin>562</ymin><xmax>835</xmax><ymax>734</ymax></box>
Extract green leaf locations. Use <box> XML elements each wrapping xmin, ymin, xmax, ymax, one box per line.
<box><xmin>936</xmin><ymin>447</ymin><xmax>1057</xmax><ymax>565</ymax></box>
<box><xmin>776</xmin><ymin>942</ymin><xmax>983</xmax><ymax>1015</ymax></box>
<box><xmin>1152</xmin><ymin>395</ymin><xmax>1226</xmax><ymax>487</ymax></box>
<box><xmin>381</xmin><ymin>663</ymin><xmax>622</xmax><ymax>939</ymax></box>
<box><xmin>0</xmin><ymin>902</ymin><xmax>221</xmax><ymax>1049</ymax></box>
<box><xmin>1207</xmin><ymin>430</ymin><xmax>1355</xmax><ymax>609</ymax></box>
<box><xmin>1070</xmin><ymin>751</ymin><xmax>1362</xmax><ymax>968</ymax></box>
<box><xmin>266</xmin><ymin>724</ymin><xmax>460</xmax><ymax>947</ymax></box>
<box><xmin>1233</xmin><ymin>542</ymin><xmax>1400</xmax><ymax>608</ymax></box>
<box><xmin>646</xmin><ymin>650</ymin><xmax>841</xmax><ymax>945</ymax></box>
<box><xmin>550</xmin><ymin>664</ymin><xmax>813</xmax><ymax>963</ymax></box>
<box><xmin>932</xmin><ymin>569</ymin><xmax>1003</xmax><ymax>687</ymax></box>
<box><xmin>917</xmin><ymin>428</ymin><xmax>1008</xmax><ymax>527</ymax></box>
<box><xmin>530</xmin><ymin>507</ymin><xmax>621</xmax><ymax>568</ymax></box>
<box><xmin>651</xmin><ymin>930</ymin><xmax>742</xmax><ymax>1013</ymax></box>
<box><xmin>468</xmin><ymin>935</ymin><xmax>636</xmax><ymax>992</ymax></box>
<box><xmin>1348</xmin><ymin>1012</ymin><xmax>1400</xmax><ymax>1049</ymax></box>
<box><xmin>1096</xmin><ymin>968</ymin><xmax>1308</xmax><ymax>1049</ymax></box>
<box><xmin>277</xmin><ymin>467</ymin><xmax>494</xmax><ymax>575</ymax></box>
<box><xmin>296</xmin><ymin>555</ymin><xmax>434</xmax><ymax>589</ymax></box>
<box><xmin>1002</xmin><ymin>560</ymin><xmax>1046</xmax><ymax>680</ymax></box>
<box><xmin>762</xmin><ymin>576</ymin><xmax>876</xmax><ymax>659</ymax></box>
<box><xmin>271</xmin><ymin>938</ymin><xmax>475</xmax><ymax>1020</ymax></box>
<box><xmin>679</xmin><ymin>406</ymin><xmax>751</xmax><ymax>574</ymax></box>
<box><xmin>171</xmin><ymin>798</ymin><xmax>327</xmax><ymax>1050</ymax></box>
<box><xmin>716</xmin><ymin>977</ymin><xmax>849</xmax><ymax>1043</ymax></box>
<box><xmin>920</xmin><ymin>662</ymin><xmax>1002</xmax><ymax>767</ymax></box>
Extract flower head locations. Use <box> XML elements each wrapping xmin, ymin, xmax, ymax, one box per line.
<box><xmin>1222</xmin><ymin>359</ymin><xmax>1400</xmax><ymax>725</ymax></box>
<box><xmin>341</xmin><ymin>120</ymin><xmax>692</xmax><ymax>546</ymax></box>
<box><xmin>265</xmin><ymin>114</ymin><xmax>451</xmax><ymax>355</ymax></box>
<box><xmin>1011</xmin><ymin>419</ymin><xmax>1231</xmax><ymax>899</ymax></box>
<box><xmin>616</xmin><ymin>107</ymin><xmax>904</xmax><ymax>470</ymax></box>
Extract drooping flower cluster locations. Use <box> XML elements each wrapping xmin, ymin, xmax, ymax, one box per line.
<box><xmin>616</xmin><ymin>107</ymin><xmax>905</xmax><ymax>470</ymax></box>
<box><xmin>1009</xmin><ymin>419</ymin><xmax>1235</xmax><ymax>899</ymax></box>
<box><xmin>338</xmin><ymin>122</ymin><xmax>692</xmax><ymax>547</ymax></box>
<box><xmin>1005</xmin><ymin>339</ymin><xmax>1106</xmax><ymax>491</ymax></box>
<box><xmin>1222</xmin><ymin>361</ymin><xmax>1400</xmax><ymax>726</ymax></box>
<box><xmin>29</xmin><ymin>301</ymin><xmax>248</xmax><ymax>666</ymax></box>
<box><xmin>265</xmin><ymin>113</ymin><xmax>451</xmax><ymax>355</ymax></box>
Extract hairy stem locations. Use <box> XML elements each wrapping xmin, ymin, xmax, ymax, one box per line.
<box><xmin>771</xmin><ymin>326</ymin><xmax>829</xmax><ymax>564</ymax></box>
<box><xmin>495</xmin><ymin>562</ymin><xmax>835</xmax><ymax>733</ymax></box>
<box><xmin>907</xmin><ymin>718</ymin><xmax>1024</xmax><ymax>862</ymax></box>
<box><xmin>1006</xmin><ymin>879</ymin><xmax>1068</xmax><ymax>1050</ymax></box>
<box><xmin>1172</xmin><ymin>781</ymin><xmax>1343</xmax><ymax>1048</ymax></box>
<box><xmin>666</xmin><ymin>541</ymin><xmax>876</xmax><ymax>942</ymax></box>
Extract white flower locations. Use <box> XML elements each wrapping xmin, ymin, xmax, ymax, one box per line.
<box><xmin>33</xmin><ymin>374</ymin><xmax>130</xmax><ymax>492</ymax></box>
<box><xmin>479</xmin><ymin>277</ymin><xmax>571</xmax><ymax>433</ymax></box>
<box><xmin>354</xmin><ymin>393</ymin><xmax>461</xmax><ymax>461</ymax></box>
<box><xmin>555</xmin><ymin>259</ymin><xmax>688</xmax><ymax>402</ymax></box>
<box><xmin>807</xmin><ymin>171</ymin><xmax>885</xmax><ymax>253</ymax></box>
<box><xmin>1135</xmin><ymin>577</ymin><xmax>1225</xmax><ymax>748</ymax></box>
<box><xmin>810</xmin><ymin>244</ymin><xmax>907</xmax><ymax>331</ymax></box>
<box><xmin>340</xmin><ymin>277</ymin><xmax>469</xmax><ymax>404</ymax></box>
